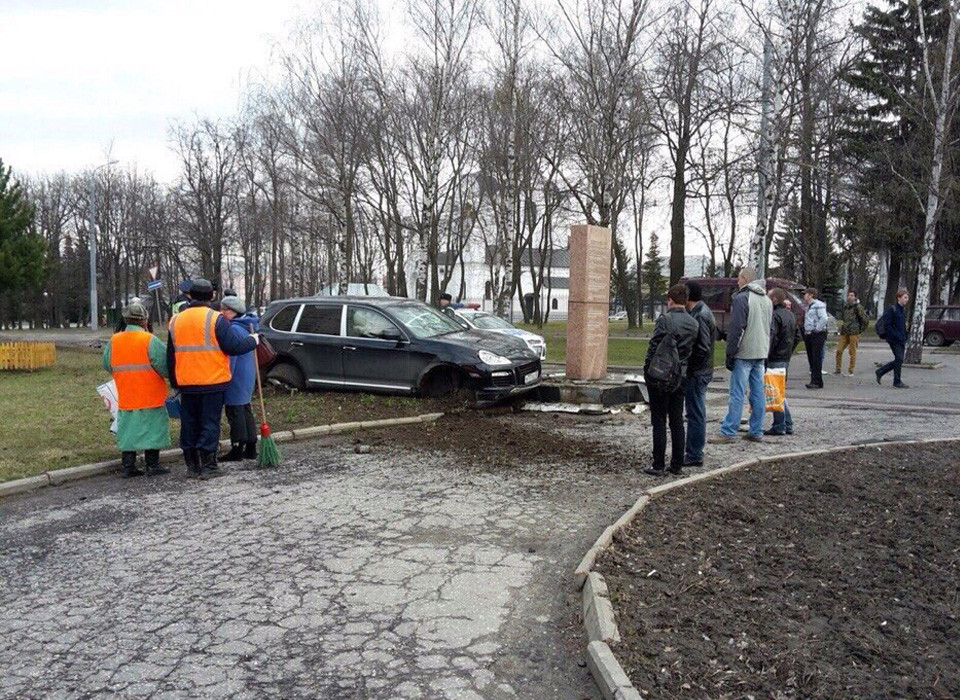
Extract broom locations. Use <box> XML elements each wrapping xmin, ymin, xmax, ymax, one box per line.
<box><xmin>253</xmin><ymin>344</ymin><xmax>281</xmax><ymax>467</ymax></box>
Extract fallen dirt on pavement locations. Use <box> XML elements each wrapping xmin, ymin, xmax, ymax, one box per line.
<box><xmin>596</xmin><ymin>441</ymin><xmax>960</xmax><ymax>699</ymax></box>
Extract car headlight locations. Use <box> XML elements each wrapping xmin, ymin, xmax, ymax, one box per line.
<box><xmin>478</xmin><ymin>349</ymin><xmax>512</xmax><ymax>366</ymax></box>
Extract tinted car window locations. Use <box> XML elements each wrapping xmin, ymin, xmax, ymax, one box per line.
<box><xmin>389</xmin><ymin>303</ymin><xmax>462</xmax><ymax>339</ymax></box>
<box><xmin>297</xmin><ymin>304</ymin><xmax>342</xmax><ymax>335</ymax></box>
<box><xmin>701</xmin><ymin>285</ymin><xmax>728</xmax><ymax>305</ymax></box>
<box><xmin>943</xmin><ymin>308</ymin><xmax>960</xmax><ymax>321</ymax></box>
<box><xmin>270</xmin><ymin>304</ymin><xmax>300</xmax><ymax>332</ymax></box>
<box><xmin>347</xmin><ymin>307</ymin><xmax>398</xmax><ymax>338</ymax></box>
<box><xmin>927</xmin><ymin>308</ymin><xmax>945</xmax><ymax>320</ymax></box>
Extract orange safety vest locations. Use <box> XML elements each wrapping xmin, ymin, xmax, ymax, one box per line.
<box><xmin>169</xmin><ymin>306</ymin><xmax>231</xmax><ymax>386</ymax></box>
<box><xmin>110</xmin><ymin>329</ymin><xmax>168</xmax><ymax>410</ymax></box>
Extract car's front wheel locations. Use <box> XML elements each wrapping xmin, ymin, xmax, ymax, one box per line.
<box><xmin>267</xmin><ymin>361</ymin><xmax>306</xmax><ymax>391</ymax></box>
<box><xmin>419</xmin><ymin>366</ymin><xmax>475</xmax><ymax>404</ymax></box>
<box><xmin>926</xmin><ymin>330</ymin><xmax>946</xmax><ymax>347</ymax></box>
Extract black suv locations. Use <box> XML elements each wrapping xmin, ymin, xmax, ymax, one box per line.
<box><xmin>260</xmin><ymin>296</ymin><xmax>542</xmax><ymax>406</ymax></box>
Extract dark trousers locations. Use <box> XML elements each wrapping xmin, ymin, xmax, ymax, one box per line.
<box><xmin>180</xmin><ymin>391</ymin><xmax>225</xmax><ymax>452</ymax></box>
<box><xmin>878</xmin><ymin>340</ymin><xmax>905</xmax><ymax>384</ymax></box>
<box><xmin>649</xmin><ymin>382</ymin><xmax>686</xmax><ymax>470</ymax></box>
<box><xmin>805</xmin><ymin>331</ymin><xmax>827</xmax><ymax>386</ymax></box>
<box><xmin>225</xmin><ymin>403</ymin><xmax>257</xmax><ymax>443</ymax></box>
<box><xmin>684</xmin><ymin>374</ymin><xmax>710</xmax><ymax>462</ymax></box>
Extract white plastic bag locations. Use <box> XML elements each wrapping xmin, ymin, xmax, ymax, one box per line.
<box><xmin>97</xmin><ymin>380</ymin><xmax>119</xmax><ymax>434</ymax></box>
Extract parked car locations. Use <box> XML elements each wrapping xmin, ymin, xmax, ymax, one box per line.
<box><xmin>450</xmin><ymin>309</ymin><xmax>547</xmax><ymax>360</ymax></box>
<box><xmin>924</xmin><ymin>305</ymin><xmax>960</xmax><ymax>346</ymax></box>
<box><xmin>608</xmin><ymin>310</ymin><xmax>628</xmax><ymax>321</ymax></box>
<box><xmin>681</xmin><ymin>276</ymin><xmax>811</xmax><ymax>339</ymax></box>
<box><xmin>259</xmin><ymin>296</ymin><xmax>542</xmax><ymax>406</ymax></box>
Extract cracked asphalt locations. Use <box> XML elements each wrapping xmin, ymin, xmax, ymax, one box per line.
<box><xmin>2</xmin><ymin>349</ymin><xmax>959</xmax><ymax>700</ymax></box>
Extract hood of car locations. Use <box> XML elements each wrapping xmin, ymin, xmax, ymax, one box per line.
<box><xmin>438</xmin><ymin>330</ymin><xmax>535</xmax><ymax>359</ymax></box>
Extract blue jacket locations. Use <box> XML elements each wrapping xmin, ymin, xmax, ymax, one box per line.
<box><xmin>881</xmin><ymin>303</ymin><xmax>908</xmax><ymax>343</ymax></box>
<box><xmin>225</xmin><ymin>313</ymin><xmax>259</xmax><ymax>405</ymax></box>
<box><xmin>167</xmin><ymin>302</ymin><xmax>258</xmax><ymax>394</ymax></box>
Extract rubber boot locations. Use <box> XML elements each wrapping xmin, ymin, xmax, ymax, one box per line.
<box><xmin>243</xmin><ymin>441</ymin><xmax>258</xmax><ymax>460</ymax></box>
<box><xmin>220</xmin><ymin>443</ymin><xmax>244</xmax><ymax>462</ymax></box>
<box><xmin>145</xmin><ymin>450</ymin><xmax>170</xmax><ymax>476</ymax></box>
<box><xmin>184</xmin><ymin>448</ymin><xmax>202</xmax><ymax>479</ymax></box>
<box><xmin>199</xmin><ymin>450</ymin><xmax>227</xmax><ymax>480</ymax></box>
<box><xmin>121</xmin><ymin>451</ymin><xmax>144</xmax><ymax>478</ymax></box>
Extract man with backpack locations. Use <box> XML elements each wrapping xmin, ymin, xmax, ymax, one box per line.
<box><xmin>712</xmin><ymin>267</ymin><xmax>773</xmax><ymax>444</ymax></box>
<box><xmin>875</xmin><ymin>288</ymin><xmax>910</xmax><ymax>388</ymax></box>
<box><xmin>643</xmin><ymin>284</ymin><xmax>699</xmax><ymax>476</ymax></box>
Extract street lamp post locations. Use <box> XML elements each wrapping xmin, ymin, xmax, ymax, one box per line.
<box><xmin>88</xmin><ymin>160</ymin><xmax>118</xmax><ymax>331</ymax></box>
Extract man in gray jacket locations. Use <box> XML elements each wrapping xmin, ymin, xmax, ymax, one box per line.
<box><xmin>803</xmin><ymin>287</ymin><xmax>828</xmax><ymax>388</ymax></box>
<box><xmin>712</xmin><ymin>267</ymin><xmax>772</xmax><ymax>443</ymax></box>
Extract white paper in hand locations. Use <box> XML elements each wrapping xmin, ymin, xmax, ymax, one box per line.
<box><xmin>97</xmin><ymin>380</ymin><xmax>119</xmax><ymax>434</ymax></box>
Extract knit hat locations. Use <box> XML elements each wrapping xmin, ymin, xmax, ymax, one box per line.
<box><xmin>220</xmin><ymin>296</ymin><xmax>246</xmax><ymax>315</ymax></box>
<box><xmin>122</xmin><ymin>302</ymin><xmax>149</xmax><ymax>321</ymax></box>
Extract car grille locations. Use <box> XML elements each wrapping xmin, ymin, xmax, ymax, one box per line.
<box><xmin>517</xmin><ymin>361</ymin><xmax>539</xmax><ymax>378</ymax></box>
<box><xmin>490</xmin><ymin>372</ymin><xmax>514</xmax><ymax>387</ymax></box>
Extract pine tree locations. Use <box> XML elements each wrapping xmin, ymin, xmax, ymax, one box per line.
<box><xmin>642</xmin><ymin>232</ymin><xmax>666</xmax><ymax>320</ymax></box>
<box><xmin>0</xmin><ymin>159</ymin><xmax>45</xmax><ymax>324</ymax></box>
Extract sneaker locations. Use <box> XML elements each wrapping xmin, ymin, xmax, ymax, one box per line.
<box><xmin>644</xmin><ymin>466</ymin><xmax>668</xmax><ymax>476</ymax></box>
<box><xmin>822</xmin><ymin>370</ymin><xmax>829</xmax><ymax>375</ymax></box>
<box><xmin>805</xmin><ymin>383</ymin><xmax>822</xmax><ymax>389</ymax></box>
<box><xmin>763</xmin><ymin>429</ymin><xmax>786</xmax><ymax>437</ymax></box>
<box><xmin>667</xmin><ymin>465</ymin><xmax>683</xmax><ymax>475</ymax></box>
<box><xmin>683</xmin><ymin>459</ymin><xmax>704</xmax><ymax>467</ymax></box>
<box><xmin>845</xmin><ymin>372</ymin><xmax>855</xmax><ymax>377</ymax></box>
<box><xmin>834</xmin><ymin>369</ymin><xmax>842</xmax><ymax>375</ymax></box>
<box><xmin>743</xmin><ymin>434</ymin><xmax>763</xmax><ymax>443</ymax></box>
<box><xmin>893</xmin><ymin>382</ymin><xmax>910</xmax><ymax>389</ymax></box>
<box><xmin>709</xmin><ymin>435</ymin><xmax>737</xmax><ymax>444</ymax></box>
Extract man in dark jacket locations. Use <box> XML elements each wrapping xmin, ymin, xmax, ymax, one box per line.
<box><xmin>876</xmin><ymin>288</ymin><xmax>910</xmax><ymax>388</ymax></box>
<box><xmin>682</xmin><ymin>281</ymin><xmax>716</xmax><ymax>467</ymax></box>
<box><xmin>168</xmin><ymin>279</ymin><xmax>259</xmax><ymax>479</ymax></box>
<box><xmin>765</xmin><ymin>288</ymin><xmax>796</xmax><ymax>436</ymax></box>
<box><xmin>643</xmin><ymin>284</ymin><xmax>700</xmax><ymax>476</ymax></box>
<box><xmin>836</xmin><ymin>291</ymin><xmax>869</xmax><ymax>376</ymax></box>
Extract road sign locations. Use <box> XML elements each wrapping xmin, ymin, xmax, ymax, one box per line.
<box><xmin>147</xmin><ymin>279</ymin><xmax>162</xmax><ymax>291</ymax></box>
<box><xmin>148</xmin><ymin>266</ymin><xmax>159</xmax><ymax>280</ymax></box>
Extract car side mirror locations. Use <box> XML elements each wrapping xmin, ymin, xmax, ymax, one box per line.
<box><xmin>379</xmin><ymin>327</ymin><xmax>404</xmax><ymax>342</ymax></box>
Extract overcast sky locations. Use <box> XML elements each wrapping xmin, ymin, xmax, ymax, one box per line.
<box><xmin>0</xmin><ymin>0</ymin><xmax>307</xmax><ymax>181</ymax></box>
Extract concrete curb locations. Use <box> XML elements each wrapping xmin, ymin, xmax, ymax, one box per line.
<box><xmin>575</xmin><ymin>436</ymin><xmax>960</xmax><ymax>700</ymax></box>
<box><xmin>0</xmin><ymin>412</ymin><xmax>444</xmax><ymax>500</ymax></box>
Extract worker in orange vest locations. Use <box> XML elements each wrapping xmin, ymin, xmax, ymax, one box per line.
<box><xmin>101</xmin><ymin>302</ymin><xmax>171</xmax><ymax>478</ymax></box>
<box><xmin>167</xmin><ymin>279</ymin><xmax>258</xmax><ymax>479</ymax></box>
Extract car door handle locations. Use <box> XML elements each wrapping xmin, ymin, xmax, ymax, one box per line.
<box><xmin>344</xmin><ymin>345</ymin><xmax>357</xmax><ymax>351</ymax></box>
<box><xmin>291</xmin><ymin>341</ymin><xmax>304</xmax><ymax>347</ymax></box>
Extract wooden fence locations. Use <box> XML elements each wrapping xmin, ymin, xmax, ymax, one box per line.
<box><xmin>0</xmin><ymin>342</ymin><xmax>57</xmax><ymax>371</ymax></box>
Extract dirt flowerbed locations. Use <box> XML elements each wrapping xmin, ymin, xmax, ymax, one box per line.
<box><xmin>596</xmin><ymin>442</ymin><xmax>960</xmax><ymax>699</ymax></box>
<box><xmin>363</xmin><ymin>411</ymin><xmax>627</xmax><ymax>471</ymax></box>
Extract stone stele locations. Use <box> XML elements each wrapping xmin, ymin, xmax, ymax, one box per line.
<box><xmin>566</xmin><ymin>224</ymin><xmax>612</xmax><ymax>380</ymax></box>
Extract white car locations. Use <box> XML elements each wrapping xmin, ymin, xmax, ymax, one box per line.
<box><xmin>452</xmin><ymin>309</ymin><xmax>547</xmax><ymax>360</ymax></box>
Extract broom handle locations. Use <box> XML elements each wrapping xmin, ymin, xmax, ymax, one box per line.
<box><xmin>252</xmin><ymin>326</ymin><xmax>268</xmax><ymax>426</ymax></box>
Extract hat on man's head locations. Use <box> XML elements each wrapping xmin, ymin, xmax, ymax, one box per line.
<box><xmin>122</xmin><ymin>302</ymin><xmax>149</xmax><ymax>322</ymax></box>
<box><xmin>223</xmin><ymin>288</ymin><xmax>237</xmax><ymax>297</ymax></box>
<box><xmin>220</xmin><ymin>296</ymin><xmax>246</xmax><ymax>315</ymax></box>
<box><xmin>178</xmin><ymin>280</ymin><xmax>192</xmax><ymax>293</ymax></box>
<box><xmin>189</xmin><ymin>278</ymin><xmax>214</xmax><ymax>295</ymax></box>
<box><xmin>439</xmin><ymin>293</ymin><xmax>453</xmax><ymax>302</ymax></box>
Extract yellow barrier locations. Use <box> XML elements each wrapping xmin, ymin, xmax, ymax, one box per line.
<box><xmin>0</xmin><ymin>342</ymin><xmax>57</xmax><ymax>371</ymax></box>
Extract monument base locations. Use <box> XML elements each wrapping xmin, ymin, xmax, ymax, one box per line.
<box><xmin>534</xmin><ymin>374</ymin><xmax>644</xmax><ymax>406</ymax></box>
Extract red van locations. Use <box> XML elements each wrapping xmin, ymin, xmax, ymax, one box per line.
<box><xmin>681</xmin><ymin>277</ymin><xmax>807</xmax><ymax>339</ymax></box>
<box><xmin>924</xmin><ymin>305</ymin><xmax>960</xmax><ymax>346</ymax></box>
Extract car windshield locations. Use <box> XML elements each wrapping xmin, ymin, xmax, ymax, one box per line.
<box><xmin>389</xmin><ymin>303</ymin><xmax>463</xmax><ymax>338</ymax></box>
<box><xmin>466</xmin><ymin>313</ymin><xmax>515</xmax><ymax>331</ymax></box>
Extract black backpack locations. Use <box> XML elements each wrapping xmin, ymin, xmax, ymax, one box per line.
<box><xmin>645</xmin><ymin>314</ymin><xmax>683</xmax><ymax>392</ymax></box>
<box><xmin>875</xmin><ymin>307</ymin><xmax>889</xmax><ymax>339</ymax></box>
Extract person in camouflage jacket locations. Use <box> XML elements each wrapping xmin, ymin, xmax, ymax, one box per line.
<box><xmin>836</xmin><ymin>291</ymin><xmax>869</xmax><ymax>375</ymax></box>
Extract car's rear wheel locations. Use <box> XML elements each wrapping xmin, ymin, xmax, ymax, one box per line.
<box><xmin>267</xmin><ymin>361</ymin><xmax>306</xmax><ymax>391</ymax></box>
<box><xmin>925</xmin><ymin>330</ymin><xmax>946</xmax><ymax>347</ymax></box>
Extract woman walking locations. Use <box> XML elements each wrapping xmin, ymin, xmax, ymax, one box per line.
<box><xmin>102</xmin><ymin>303</ymin><xmax>171</xmax><ymax>477</ymax></box>
<box><xmin>219</xmin><ymin>296</ymin><xmax>259</xmax><ymax>461</ymax></box>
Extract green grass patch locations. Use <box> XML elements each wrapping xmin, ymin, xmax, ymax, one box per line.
<box><xmin>0</xmin><ymin>348</ymin><xmax>432</xmax><ymax>483</ymax></box>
